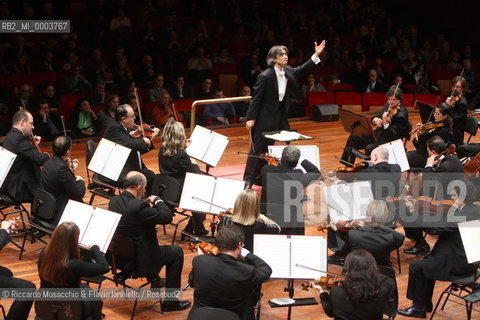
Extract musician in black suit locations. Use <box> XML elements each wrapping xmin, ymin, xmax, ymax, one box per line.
<box><xmin>329</xmin><ymin>146</ymin><xmax>400</xmax><ymax>265</ymax></box>
<box><xmin>404</xmin><ymin>135</ymin><xmax>464</xmax><ymax>256</ymax></box>
<box><xmin>398</xmin><ymin>181</ymin><xmax>480</xmax><ymax>318</ymax></box>
<box><xmin>346</xmin><ymin>200</ymin><xmax>405</xmax><ymax>267</ymax></box>
<box><xmin>356</xmin><ymin>146</ymin><xmax>401</xmax><ymax>200</ymax></box>
<box><xmin>0</xmin><ymin>220</ymin><xmax>36</xmax><ymax>320</ymax></box>
<box><xmin>102</xmin><ymin>104</ymin><xmax>160</xmax><ymax>195</ymax></box>
<box><xmin>445</xmin><ymin>76</ymin><xmax>468</xmax><ymax>146</ymax></box>
<box><xmin>1</xmin><ymin>110</ymin><xmax>50</xmax><ymax>203</ymax></box>
<box><xmin>341</xmin><ymin>86</ymin><xmax>409</xmax><ymax>165</ymax></box>
<box><xmin>314</xmin><ymin>249</ymin><xmax>396</xmax><ymax>320</ymax></box>
<box><xmin>243</xmin><ymin>41</ymin><xmax>326</xmax><ymax>187</ymax></box>
<box><xmin>41</xmin><ymin>136</ymin><xmax>86</xmax><ymax>225</ymax></box>
<box><xmin>108</xmin><ymin>171</ymin><xmax>191</xmax><ymax>312</ymax></box>
<box><xmin>188</xmin><ymin>224</ymin><xmax>272</xmax><ymax>320</ymax></box>
<box><xmin>260</xmin><ymin>145</ymin><xmax>320</xmax><ymax>235</ymax></box>
<box><xmin>406</xmin><ymin>103</ymin><xmax>453</xmax><ymax>168</ymax></box>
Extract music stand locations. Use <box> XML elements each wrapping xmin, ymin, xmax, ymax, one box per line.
<box><xmin>416</xmin><ymin>101</ymin><xmax>434</xmax><ymax>123</ymax></box>
<box><xmin>338</xmin><ymin>108</ymin><xmax>375</xmax><ymax>141</ymax></box>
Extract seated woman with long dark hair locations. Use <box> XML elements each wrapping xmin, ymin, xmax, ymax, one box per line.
<box><xmin>158</xmin><ymin>118</ymin><xmax>207</xmax><ymax>235</ymax></box>
<box><xmin>38</xmin><ymin>222</ymin><xmax>109</xmax><ymax>320</ymax></box>
<box><xmin>407</xmin><ymin>103</ymin><xmax>453</xmax><ymax>168</ymax></box>
<box><xmin>313</xmin><ymin>249</ymin><xmax>396</xmax><ymax>320</ymax></box>
<box><xmin>218</xmin><ymin>189</ymin><xmax>280</xmax><ymax>251</ymax></box>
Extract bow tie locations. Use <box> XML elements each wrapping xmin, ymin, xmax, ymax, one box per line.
<box><xmin>278</xmin><ymin>70</ymin><xmax>285</xmax><ymax>77</ymax></box>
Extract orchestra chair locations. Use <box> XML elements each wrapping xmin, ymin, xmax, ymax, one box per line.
<box><xmin>464</xmin><ymin>116</ymin><xmax>478</xmax><ymax>144</ymax></box>
<box><xmin>19</xmin><ymin>189</ymin><xmax>56</xmax><ymax>260</ymax></box>
<box><xmin>430</xmin><ymin>265</ymin><xmax>480</xmax><ymax>320</ymax></box>
<box><xmin>35</xmin><ymin>300</ymin><xmax>82</xmax><ymax>320</ymax></box>
<box><xmin>0</xmin><ymin>192</ymin><xmax>30</xmax><ymax>228</ymax></box>
<box><xmin>152</xmin><ymin>174</ymin><xmax>192</xmax><ymax>244</ymax></box>
<box><xmin>107</xmin><ymin>232</ymin><xmax>165</xmax><ymax>319</ymax></box>
<box><xmin>377</xmin><ymin>265</ymin><xmax>398</xmax><ymax>320</ymax></box>
<box><xmin>85</xmin><ymin>140</ymin><xmax>122</xmax><ymax>205</ymax></box>
<box><xmin>187</xmin><ymin>307</ymin><xmax>240</xmax><ymax>320</ymax></box>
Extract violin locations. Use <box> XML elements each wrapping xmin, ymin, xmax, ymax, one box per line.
<box><xmin>434</xmin><ymin>143</ymin><xmax>456</xmax><ymax>161</ymax></box>
<box><xmin>372</xmin><ymin>82</ymin><xmax>401</xmax><ymax>131</ymax></box>
<box><xmin>130</xmin><ymin>123</ymin><xmax>157</xmax><ymax>138</ymax></box>
<box><xmin>301</xmin><ymin>275</ymin><xmax>344</xmax><ymax>291</ymax></box>
<box><xmin>336</xmin><ymin>161</ymin><xmax>368</xmax><ymax>173</ymax></box>
<box><xmin>387</xmin><ymin>195</ymin><xmax>456</xmax><ymax>215</ymax></box>
<box><xmin>237</xmin><ymin>152</ymin><xmax>280</xmax><ymax>166</ymax></box>
<box><xmin>188</xmin><ymin>241</ymin><xmax>219</xmax><ymax>256</ymax></box>
<box><xmin>317</xmin><ymin>220</ymin><xmax>363</xmax><ymax>233</ymax></box>
<box><xmin>410</xmin><ymin>122</ymin><xmax>444</xmax><ymax>141</ymax></box>
<box><xmin>463</xmin><ymin>152</ymin><xmax>480</xmax><ymax>178</ymax></box>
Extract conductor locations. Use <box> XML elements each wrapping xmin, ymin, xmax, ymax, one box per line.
<box><xmin>243</xmin><ymin>41</ymin><xmax>326</xmax><ymax>188</ymax></box>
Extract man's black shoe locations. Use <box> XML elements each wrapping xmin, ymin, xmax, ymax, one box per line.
<box><xmin>397</xmin><ymin>306</ymin><xmax>426</xmax><ymax>318</ymax></box>
<box><xmin>163</xmin><ymin>300</ymin><xmax>191</xmax><ymax>312</ymax></box>
<box><xmin>404</xmin><ymin>245</ymin><xmax>430</xmax><ymax>256</ymax></box>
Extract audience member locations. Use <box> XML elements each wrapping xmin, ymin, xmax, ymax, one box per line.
<box><xmin>202</xmin><ymin>88</ymin><xmax>236</xmax><ymax>125</ymax></box>
<box><xmin>33</xmin><ymin>100</ymin><xmax>62</xmax><ymax>142</ymax></box>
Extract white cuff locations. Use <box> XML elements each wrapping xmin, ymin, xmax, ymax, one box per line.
<box><xmin>241</xmin><ymin>248</ymin><xmax>250</xmax><ymax>258</ymax></box>
<box><xmin>383</xmin><ymin>123</ymin><xmax>390</xmax><ymax>129</ymax></box>
<box><xmin>154</xmin><ymin>198</ymin><xmax>163</xmax><ymax>206</ymax></box>
<box><xmin>311</xmin><ymin>54</ymin><xmax>321</xmax><ymax>65</ymax></box>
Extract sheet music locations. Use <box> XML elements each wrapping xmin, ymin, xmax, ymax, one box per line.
<box><xmin>350</xmin><ymin>181</ymin><xmax>374</xmax><ymax>220</ymax></box>
<box><xmin>381</xmin><ymin>139</ymin><xmax>410</xmax><ymax>172</ymax></box>
<box><xmin>0</xmin><ymin>147</ymin><xmax>16</xmax><ymax>188</ymax></box>
<box><xmin>254</xmin><ymin>235</ymin><xmax>327</xmax><ymax>279</ymax></box>
<box><xmin>186</xmin><ymin>125</ymin><xmax>229</xmax><ymax>167</ymax></box>
<box><xmin>268</xmin><ymin>145</ymin><xmax>320</xmax><ymax>172</ymax></box>
<box><xmin>323</xmin><ymin>183</ymin><xmax>356</xmax><ymax>222</ymax></box>
<box><xmin>81</xmin><ymin>207</ymin><xmax>121</xmax><ymax>253</ymax></box>
<box><xmin>323</xmin><ymin>181</ymin><xmax>373</xmax><ymax>222</ymax></box>
<box><xmin>59</xmin><ymin>200</ymin><xmax>94</xmax><ymax>242</ymax></box>
<box><xmin>210</xmin><ymin>177</ymin><xmax>245</xmax><ymax>214</ymax></box>
<box><xmin>88</xmin><ymin>138</ymin><xmax>131</xmax><ymax>181</ymax></box>
<box><xmin>179</xmin><ymin>173</ymin><xmax>215</xmax><ymax>213</ymax></box>
<box><xmin>290</xmin><ymin>236</ymin><xmax>327</xmax><ymax>279</ymax></box>
<box><xmin>264</xmin><ymin>130</ymin><xmax>312</xmax><ymax>142</ymax></box>
<box><xmin>254</xmin><ymin>235</ymin><xmax>292</xmax><ymax>278</ymax></box>
<box><xmin>458</xmin><ymin>219</ymin><xmax>480</xmax><ymax>264</ymax></box>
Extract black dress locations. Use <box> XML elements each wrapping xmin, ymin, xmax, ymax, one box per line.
<box><xmin>38</xmin><ymin>246</ymin><xmax>109</xmax><ymax>320</ymax></box>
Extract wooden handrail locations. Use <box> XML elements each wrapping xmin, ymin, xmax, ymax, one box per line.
<box><xmin>190</xmin><ymin>96</ymin><xmax>252</xmax><ymax>130</ymax></box>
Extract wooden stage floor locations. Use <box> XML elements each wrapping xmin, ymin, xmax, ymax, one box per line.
<box><xmin>2</xmin><ymin>113</ymin><xmax>479</xmax><ymax>319</ymax></box>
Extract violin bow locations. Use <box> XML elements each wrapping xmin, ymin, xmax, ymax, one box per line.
<box><xmin>61</xmin><ymin>115</ymin><xmax>67</xmax><ymax>136</ymax></box>
<box><xmin>171</xmin><ymin>100</ymin><xmax>179</xmax><ymax>122</ymax></box>
<box><xmin>133</xmin><ymin>86</ymin><xmax>146</xmax><ymax>137</ymax></box>
<box><xmin>295</xmin><ymin>264</ymin><xmax>342</xmax><ymax>277</ymax></box>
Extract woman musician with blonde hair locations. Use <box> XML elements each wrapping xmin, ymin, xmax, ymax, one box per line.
<box><xmin>158</xmin><ymin>118</ymin><xmax>208</xmax><ymax>236</ymax></box>
<box><xmin>218</xmin><ymin>189</ymin><xmax>281</xmax><ymax>251</ymax></box>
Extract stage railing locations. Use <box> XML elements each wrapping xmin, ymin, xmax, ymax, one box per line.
<box><xmin>190</xmin><ymin>96</ymin><xmax>252</xmax><ymax>130</ymax></box>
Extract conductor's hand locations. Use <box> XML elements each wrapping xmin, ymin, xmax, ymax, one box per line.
<box><xmin>246</xmin><ymin>120</ymin><xmax>255</xmax><ymax>130</ymax></box>
<box><xmin>314</xmin><ymin>40</ymin><xmax>327</xmax><ymax>57</ymax></box>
